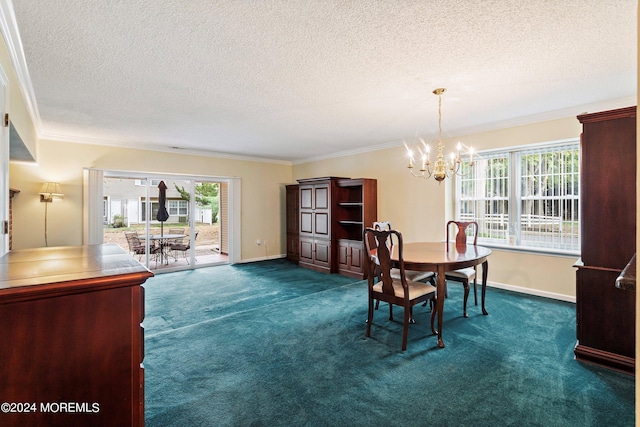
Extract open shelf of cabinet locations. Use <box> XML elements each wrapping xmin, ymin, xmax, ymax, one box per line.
<box><xmin>335</xmin><ymin>178</ymin><xmax>377</xmax><ymax>277</ymax></box>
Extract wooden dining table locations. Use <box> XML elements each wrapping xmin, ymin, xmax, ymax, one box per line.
<box><xmin>391</xmin><ymin>242</ymin><xmax>492</xmax><ymax>348</ymax></box>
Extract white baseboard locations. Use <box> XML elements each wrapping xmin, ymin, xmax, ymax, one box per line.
<box><xmin>234</xmin><ymin>257</ymin><xmax>577</xmax><ymax>304</ymax></box>
<box><xmin>486</xmin><ymin>280</ymin><xmax>576</xmax><ymax>303</ymax></box>
<box><xmin>237</xmin><ymin>254</ymin><xmax>287</xmax><ymax>264</ymax></box>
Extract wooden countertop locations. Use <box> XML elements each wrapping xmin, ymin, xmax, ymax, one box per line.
<box><xmin>0</xmin><ymin>244</ymin><xmax>153</xmax><ymax>302</ymax></box>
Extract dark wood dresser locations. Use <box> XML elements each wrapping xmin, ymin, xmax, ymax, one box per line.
<box><xmin>575</xmin><ymin>106</ymin><xmax>636</xmax><ymax>374</ymax></box>
<box><xmin>0</xmin><ymin>244</ymin><xmax>153</xmax><ymax>426</ymax></box>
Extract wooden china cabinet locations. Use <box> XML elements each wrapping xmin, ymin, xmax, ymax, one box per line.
<box><xmin>294</xmin><ymin>177</ymin><xmax>377</xmax><ymax>278</ymax></box>
<box><xmin>574</xmin><ymin>106</ymin><xmax>636</xmax><ymax>374</ymax></box>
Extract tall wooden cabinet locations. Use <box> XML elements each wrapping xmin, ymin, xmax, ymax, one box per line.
<box><xmin>575</xmin><ymin>106</ymin><xmax>636</xmax><ymax>374</ymax></box>
<box><xmin>285</xmin><ymin>184</ymin><xmax>300</xmax><ymax>262</ymax></box>
<box><xmin>294</xmin><ymin>177</ymin><xmax>377</xmax><ymax>278</ymax></box>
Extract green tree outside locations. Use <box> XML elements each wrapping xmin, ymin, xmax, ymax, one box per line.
<box><xmin>175</xmin><ymin>182</ymin><xmax>219</xmax><ymax>223</ymax></box>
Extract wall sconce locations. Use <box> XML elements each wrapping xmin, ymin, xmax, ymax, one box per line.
<box><xmin>39</xmin><ymin>182</ymin><xmax>63</xmax><ymax>246</ymax></box>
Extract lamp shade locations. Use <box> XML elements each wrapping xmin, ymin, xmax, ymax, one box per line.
<box><xmin>39</xmin><ymin>182</ymin><xmax>63</xmax><ymax>201</ymax></box>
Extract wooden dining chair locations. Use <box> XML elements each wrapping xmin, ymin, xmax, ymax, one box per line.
<box><xmin>445</xmin><ymin>220</ymin><xmax>479</xmax><ymax>317</ymax></box>
<box><xmin>373</xmin><ymin>221</ymin><xmax>436</xmax><ymax>285</ymax></box>
<box><xmin>363</xmin><ymin>227</ymin><xmax>437</xmax><ymax>351</ymax></box>
<box><xmin>370</xmin><ymin>221</ymin><xmax>436</xmax><ymax>312</ymax></box>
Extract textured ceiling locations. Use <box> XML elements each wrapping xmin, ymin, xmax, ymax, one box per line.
<box><xmin>5</xmin><ymin>0</ymin><xmax>638</xmax><ymax>163</ymax></box>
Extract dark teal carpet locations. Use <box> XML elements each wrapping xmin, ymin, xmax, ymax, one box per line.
<box><xmin>143</xmin><ymin>259</ymin><xmax>634</xmax><ymax>426</ymax></box>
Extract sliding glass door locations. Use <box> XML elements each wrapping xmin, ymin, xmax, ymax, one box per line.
<box><xmin>101</xmin><ymin>172</ymin><xmax>230</xmax><ymax>272</ymax></box>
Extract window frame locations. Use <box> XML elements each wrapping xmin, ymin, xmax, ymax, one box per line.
<box><xmin>455</xmin><ymin>139</ymin><xmax>580</xmax><ymax>256</ymax></box>
<box><xmin>168</xmin><ymin>199</ymin><xmax>188</xmax><ymax>216</ymax></box>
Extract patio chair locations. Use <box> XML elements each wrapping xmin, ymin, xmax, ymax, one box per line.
<box><xmin>124</xmin><ymin>231</ymin><xmax>160</xmax><ymax>266</ymax></box>
<box><xmin>170</xmin><ymin>231</ymin><xmax>199</xmax><ymax>264</ymax></box>
<box><xmin>164</xmin><ymin>227</ymin><xmax>186</xmax><ymax>248</ymax></box>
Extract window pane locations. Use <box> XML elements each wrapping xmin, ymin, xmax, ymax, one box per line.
<box><xmin>456</xmin><ymin>141</ymin><xmax>579</xmax><ymax>253</ymax></box>
<box><xmin>519</xmin><ymin>145</ymin><xmax>579</xmax><ymax>251</ymax></box>
<box><xmin>179</xmin><ymin>200</ymin><xmax>188</xmax><ymax>215</ymax></box>
<box><xmin>458</xmin><ymin>154</ymin><xmax>509</xmax><ymax>242</ymax></box>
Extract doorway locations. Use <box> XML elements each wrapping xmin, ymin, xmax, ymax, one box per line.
<box><xmin>101</xmin><ymin>172</ymin><xmax>231</xmax><ymax>272</ymax></box>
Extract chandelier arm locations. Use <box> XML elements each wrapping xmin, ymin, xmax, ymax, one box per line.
<box><xmin>408</xmin><ymin>167</ymin><xmax>433</xmax><ymax>179</ymax></box>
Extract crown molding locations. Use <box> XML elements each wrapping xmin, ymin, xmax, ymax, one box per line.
<box><xmin>294</xmin><ymin>96</ymin><xmax>637</xmax><ymax>165</ymax></box>
<box><xmin>40</xmin><ymin>131</ymin><xmax>293</xmax><ymax>166</ymax></box>
<box><xmin>451</xmin><ymin>96</ymin><xmax>638</xmax><ymax>138</ymax></box>
<box><xmin>0</xmin><ymin>0</ymin><xmax>42</xmax><ymax>134</ymax></box>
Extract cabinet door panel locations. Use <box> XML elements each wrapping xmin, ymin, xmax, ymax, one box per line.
<box><xmin>577</xmin><ymin>268</ymin><xmax>635</xmax><ymax>358</ymax></box>
<box><xmin>299</xmin><ymin>238</ymin><xmax>314</xmax><ymax>262</ymax></box>
<box><xmin>349</xmin><ymin>244</ymin><xmax>363</xmax><ymax>271</ymax></box>
<box><xmin>287</xmin><ymin>234</ymin><xmax>299</xmax><ymax>260</ymax></box>
<box><xmin>315</xmin><ymin>240</ymin><xmax>331</xmax><ymax>266</ymax></box>
<box><xmin>580</xmin><ymin>116</ymin><xmax>636</xmax><ymax>268</ymax></box>
<box><xmin>314</xmin><ymin>186</ymin><xmax>329</xmax><ymax>209</ymax></box>
<box><xmin>338</xmin><ymin>243</ymin><xmax>349</xmax><ymax>269</ymax></box>
<box><xmin>300</xmin><ymin>186</ymin><xmax>313</xmax><ymax>209</ymax></box>
<box><xmin>286</xmin><ymin>185</ymin><xmax>299</xmax><ymax>234</ymax></box>
<box><xmin>315</xmin><ymin>212</ymin><xmax>329</xmax><ymax>236</ymax></box>
<box><xmin>300</xmin><ymin>212</ymin><xmax>313</xmax><ymax>234</ymax></box>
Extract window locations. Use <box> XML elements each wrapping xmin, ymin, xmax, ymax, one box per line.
<box><xmin>141</xmin><ymin>200</ymin><xmax>159</xmax><ymax>221</ymax></box>
<box><xmin>168</xmin><ymin>199</ymin><xmax>188</xmax><ymax>216</ymax></box>
<box><xmin>456</xmin><ymin>140</ymin><xmax>580</xmax><ymax>253</ymax></box>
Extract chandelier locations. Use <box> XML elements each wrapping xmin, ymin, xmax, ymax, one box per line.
<box><xmin>404</xmin><ymin>88</ymin><xmax>474</xmax><ymax>182</ymax></box>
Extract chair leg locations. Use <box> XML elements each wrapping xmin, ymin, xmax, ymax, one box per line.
<box><xmin>422</xmin><ymin>275</ymin><xmax>437</xmax><ymax>307</ymax></box>
<box><xmin>366</xmin><ymin>297</ymin><xmax>373</xmax><ymax>337</ymax></box>
<box><xmin>402</xmin><ymin>307</ymin><xmax>409</xmax><ymax>351</ymax></box>
<box><xmin>473</xmin><ymin>275</ymin><xmax>478</xmax><ymax>306</ymax></box>
<box><xmin>388</xmin><ymin>304</ymin><xmax>393</xmax><ymax>321</ymax></box>
<box><xmin>430</xmin><ymin>297</ymin><xmax>438</xmax><ymax>335</ymax></box>
<box><xmin>462</xmin><ymin>280</ymin><xmax>470</xmax><ymax>318</ymax></box>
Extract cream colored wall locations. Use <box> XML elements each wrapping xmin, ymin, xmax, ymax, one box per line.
<box><xmin>293</xmin><ymin>147</ymin><xmax>448</xmax><ymax>243</ymax></box>
<box><xmin>294</xmin><ymin>117</ymin><xmax>584</xmax><ymax>299</ymax></box>
<box><xmin>9</xmin><ymin>139</ymin><xmax>292</xmax><ymax>261</ymax></box>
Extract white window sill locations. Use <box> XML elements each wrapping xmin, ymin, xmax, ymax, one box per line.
<box><xmin>478</xmin><ymin>242</ymin><xmax>579</xmax><ymax>258</ymax></box>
